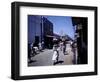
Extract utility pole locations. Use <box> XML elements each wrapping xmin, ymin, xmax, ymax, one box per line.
<box><xmin>41</xmin><ymin>16</ymin><xmax>44</xmax><ymax>42</ymax></box>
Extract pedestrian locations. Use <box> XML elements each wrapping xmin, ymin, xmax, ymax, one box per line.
<box><xmin>59</xmin><ymin>41</ymin><xmax>63</xmax><ymax>51</ymax></box>
<box><xmin>38</xmin><ymin>42</ymin><xmax>42</xmax><ymax>51</ymax></box>
<box><xmin>63</xmin><ymin>41</ymin><xmax>66</xmax><ymax>55</ymax></box>
<box><xmin>64</xmin><ymin>40</ymin><xmax>71</xmax><ymax>55</ymax></box>
<box><xmin>52</xmin><ymin>45</ymin><xmax>59</xmax><ymax>65</ymax></box>
<box><xmin>31</xmin><ymin>46</ymin><xmax>37</xmax><ymax>56</ymax></box>
<box><xmin>72</xmin><ymin>41</ymin><xmax>78</xmax><ymax>64</ymax></box>
<box><xmin>41</xmin><ymin>41</ymin><xmax>44</xmax><ymax>49</ymax></box>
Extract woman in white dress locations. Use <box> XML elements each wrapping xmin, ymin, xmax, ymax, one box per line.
<box><xmin>52</xmin><ymin>45</ymin><xmax>59</xmax><ymax>65</ymax></box>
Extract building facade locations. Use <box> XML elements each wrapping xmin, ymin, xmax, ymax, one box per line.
<box><xmin>72</xmin><ymin>17</ymin><xmax>88</xmax><ymax>64</ymax></box>
<box><xmin>28</xmin><ymin>15</ymin><xmax>42</xmax><ymax>45</ymax></box>
<box><xmin>42</xmin><ymin>17</ymin><xmax>53</xmax><ymax>49</ymax></box>
<box><xmin>28</xmin><ymin>15</ymin><xmax>53</xmax><ymax>49</ymax></box>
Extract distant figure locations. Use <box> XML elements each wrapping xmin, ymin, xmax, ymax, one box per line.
<box><xmin>72</xmin><ymin>41</ymin><xmax>78</xmax><ymax>64</ymax></box>
<box><xmin>59</xmin><ymin>41</ymin><xmax>63</xmax><ymax>51</ymax></box>
<box><xmin>41</xmin><ymin>41</ymin><xmax>44</xmax><ymax>49</ymax></box>
<box><xmin>30</xmin><ymin>43</ymin><xmax>37</xmax><ymax>56</ymax></box>
<box><xmin>64</xmin><ymin>41</ymin><xmax>72</xmax><ymax>55</ymax></box>
<box><xmin>62</xmin><ymin>41</ymin><xmax>66</xmax><ymax>55</ymax></box>
<box><xmin>31</xmin><ymin>46</ymin><xmax>37</xmax><ymax>56</ymax></box>
<box><xmin>38</xmin><ymin>42</ymin><xmax>42</xmax><ymax>51</ymax></box>
<box><xmin>33</xmin><ymin>47</ymin><xmax>39</xmax><ymax>53</ymax></box>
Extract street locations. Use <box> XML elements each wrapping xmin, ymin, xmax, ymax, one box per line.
<box><xmin>28</xmin><ymin>48</ymin><xmax>74</xmax><ymax>66</ymax></box>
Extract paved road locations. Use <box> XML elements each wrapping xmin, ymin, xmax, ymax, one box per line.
<box><xmin>28</xmin><ymin>48</ymin><xmax>74</xmax><ymax>66</ymax></box>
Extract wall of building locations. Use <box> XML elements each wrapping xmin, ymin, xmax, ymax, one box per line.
<box><xmin>28</xmin><ymin>15</ymin><xmax>42</xmax><ymax>44</ymax></box>
<box><xmin>28</xmin><ymin>16</ymin><xmax>54</xmax><ymax>49</ymax></box>
<box><xmin>72</xmin><ymin>17</ymin><xmax>88</xmax><ymax>64</ymax></box>
<box><xmin>43</xmin><ymin>17</ymin><xmax>53</xmax><ymax>48</ymax></box>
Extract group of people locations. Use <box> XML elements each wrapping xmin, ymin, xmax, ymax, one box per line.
<box><xmin>28</xmin><ymin>41</ymin><xmax>44</xmax><ymax>62</ymax></box>
<box><xmin>52</xmin><ymin>39</ymin><xmax>75</xmax><ymax>65</ymax></box>
<box><xmin>28</xmin><ymin>38</ymin><xmax>77</xmax><ymax>65</ymax></box>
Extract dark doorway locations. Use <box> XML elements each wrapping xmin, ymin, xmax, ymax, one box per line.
<box><xmin>34</xmin><ymin>36</ymin><xmax>39</xmax><ymax>47</ymax></box>
<box><xmin>44</xmin><ymin>36</ymin><xmax>53</xmax><ymax>49</ymax></box>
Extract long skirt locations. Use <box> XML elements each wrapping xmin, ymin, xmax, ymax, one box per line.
<box><xmin>52</xmin><ymin>51</ymin><xmax>58</xmax><ymax>61</ymax></box>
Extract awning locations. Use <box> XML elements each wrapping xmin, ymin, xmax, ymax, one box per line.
<box><xmin>46</xmin><ymin>35</ymin><xmax>54</xmax><ymax>37</ymax></box>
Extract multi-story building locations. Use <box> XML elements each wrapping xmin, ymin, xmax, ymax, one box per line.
<box><xmin>42</xmin><ymin>17</ymin><xmax>53</xmax><ymax>49</ymax></box>
<box><xmin>72</xmin><ymin>17</ymin><xmax>88</xmax><ymax>64</ymax></box>
<box><xmin>28</xmin><ymin>16</ymin><xmax>53</xmax><ymax>49</ymax></box>
<box><xmin>28</xmin><ymin>15</ymin><xmax>42</xmax><ymax>46</ymax></box>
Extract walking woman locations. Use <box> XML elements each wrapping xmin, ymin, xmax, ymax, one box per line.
<box><xmin>52</xmin><ymin>44</ymin><xmax>59</xmax><ymax>65</ymax></box>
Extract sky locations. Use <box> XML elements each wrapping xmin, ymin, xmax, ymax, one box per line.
<box><xmin>44</xmin><ymin>16</ymin><xmax>75</xmax><ymax>39</ymax></box>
